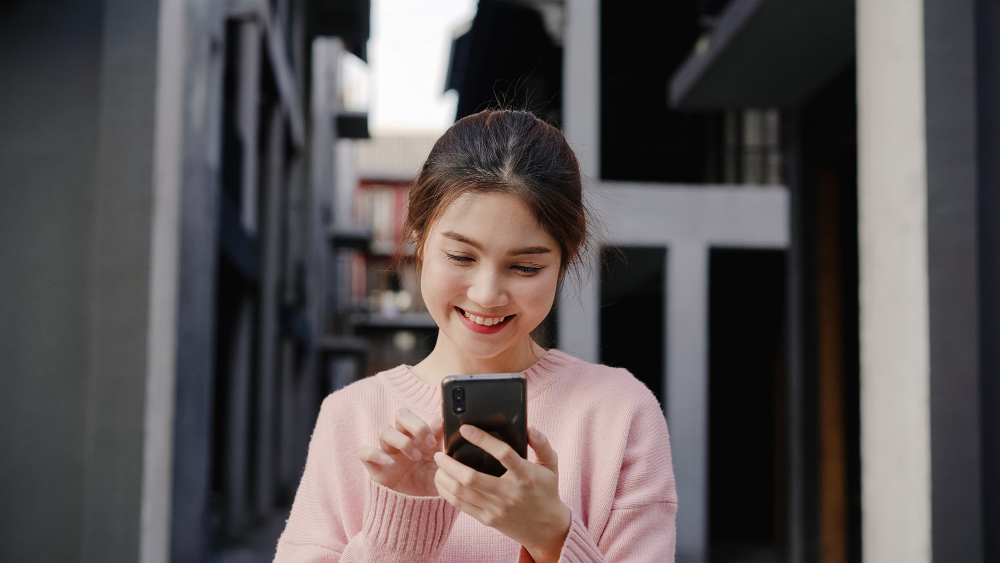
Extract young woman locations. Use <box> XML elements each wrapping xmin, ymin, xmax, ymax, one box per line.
<box><xmin>274</xmin><ymin>110</ymin><xmax>677</xmax><ymax>563</ymax></box>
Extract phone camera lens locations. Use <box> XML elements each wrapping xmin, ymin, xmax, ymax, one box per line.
<box><xmin>452</xmin><ymin>387</ymin><xmax>465</xmax><ymax>413</ymax></box>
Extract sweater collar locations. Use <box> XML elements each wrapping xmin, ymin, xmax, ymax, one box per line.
<box><xmin>377</xmin><ymin>348</ymin><xmax>579</xmax><ymax>414</ymax></box>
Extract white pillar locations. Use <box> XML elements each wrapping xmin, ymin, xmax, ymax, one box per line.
<box><xmin>562</xmin><ymin>0</ymin><xmax>599</xmax><ymax>180</ymax></box>
<box><xmin>557</xmin><ymin>262</ymin><xmax>600</xmax><ymax>364</ymax></box>
<box><xmin>857</xmin><ymin>1</ymin><xmax>932</xmax><ymax>562</ymax></box>
<box><xmin>666</xmin><ymin>242</ymin><xmax>709</xmax><ymax>563</ymax></box>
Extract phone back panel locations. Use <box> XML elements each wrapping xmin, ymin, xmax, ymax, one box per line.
<box><xmin>442</xmin><ymin>374</ymin><xmax>527</xmax><ymax>477</ymax></box>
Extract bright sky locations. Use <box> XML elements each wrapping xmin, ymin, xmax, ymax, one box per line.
<box><xmin>368</xmin><ymin>0</ymin><xmax>478</xmax><ymax>136</ymax></box>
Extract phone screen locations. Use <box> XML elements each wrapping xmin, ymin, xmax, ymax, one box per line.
<box><xmin>441</xmin><ymin>374</ymin><xmax>527</xmax><ymax>477</ymax></box>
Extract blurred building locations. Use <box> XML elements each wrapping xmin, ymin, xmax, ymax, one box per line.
<box><xmin>3</xmin><ymin>1</ymin><xmax>997</xmax><ymax>563</ymax></box>
<box><xmin>331</xmin><ymin>136</ymin><xmax>441</xmax><ymax>378</ymax></box>
<box><xmin>1</xmin><ymin>0</ymin><xmax>369</xmax><ymax>561</ymax></box>
<box><xmin>444</xmin><ymin>1</ymin><xmax>996</xmax><ymax>563</ymax></box>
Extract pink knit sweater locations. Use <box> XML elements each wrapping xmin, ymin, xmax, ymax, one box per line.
<box><xmin>274</xmin><ymin>349</ymin><xmax>677</xmax><ymax>562</ymax></box>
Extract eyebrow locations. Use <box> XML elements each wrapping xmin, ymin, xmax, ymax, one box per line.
<box><xmin>442</xmin><ymin>231</ymin><xmax>553</xmax><ymax>256</ymax></box>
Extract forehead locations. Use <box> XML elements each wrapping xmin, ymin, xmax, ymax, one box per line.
<box><xmin>432</xmin><ymin>192</ymin><xmax>555</xmax><ymax>247</ymax></box>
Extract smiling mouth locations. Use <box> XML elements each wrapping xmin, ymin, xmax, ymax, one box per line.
<box><xmin>455</xmin><ymin>307</ymin><xmax>514</xmax><ymax>327</ymax></box>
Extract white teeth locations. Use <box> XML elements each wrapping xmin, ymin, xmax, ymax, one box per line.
<box><xmin>461</xmin><ymin>309</ymin><xmax>508</xmax><ymax>326</ymax></box>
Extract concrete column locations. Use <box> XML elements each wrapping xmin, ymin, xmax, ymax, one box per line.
<box><xmin>225</xmin><ymin>299</ymin><xmax>254</xmax><ymax>535</ymax></box>
<box><xmin>857</xmin><ymin>1</ymin><xmax>932</xmax><ymax>562</ymax></box>
<box><xmin>255</xmin><ymin>105</ymin><xmax>287</xmax><ymax>515</ymax></box>
<box><xmin>666</xmin><ymin>242</ymin><xmax>709</xmax><ymax>563</ymax></box>
<box><xmin>238</xmin><ymin>20</ymin><xmax>263</xmax><ymax>231</ymax></box>
<box><xmin>924</xmin><ymin>0</ymin><xmax>983</xmax><ymax>560</ymax></box>
<box><xmin>140</xmin><ymin>0</ymin><xmax>186</xmax><ymax>560</ymax></box>
<box><xmin>562</xmin><ymin>0</ymin><xmax>599</xmax><ymax>180</ymax></box>
<box><xmin>977</xmin><ymin>1</ymin><xmax>1000</xmax><ymax>560</ymax></box>
<box><xmin>164</xmin><ymin>1</ymin><xmax>227</xmax><ymax>560</ymax></box>
<box><xmin>557</xmin><ymin>263</ymin><xmax>600</xmax><ymax>364</ymax></box>
<box><xmin>86</xmin><ymin>1</ymin><xmax>182</xmax><ymax>562</ymax></box>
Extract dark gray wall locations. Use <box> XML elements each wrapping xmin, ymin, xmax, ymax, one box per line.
<box><xmin>924</xmin><ymin>0</ymin><xmax>985</xmax><ymax>561</ymax></box>
<box><xmin>0</xmin><ymin>2</ymin><xmax>103</xmax><ymax>561</ymax></box>
<box><xmin>83</xmin><ymin>1</ymin><xmax>161</xmax><ymax>561</ymax></box>
<box><xmin>976</xmin><ymin>1</ymin><xmax>1000</xmax><ymax>561</ymax></box>
<box><xmin>0</xmin><ymin>1</ymin><xmax>161</xmax><ymax>561</ymax></box>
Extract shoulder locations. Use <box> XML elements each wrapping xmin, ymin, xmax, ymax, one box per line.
<box><xmin>320</xmin><ymin>370</ymin><xmax>387</xmax><ymax>412</ymax></box>
<box><xmin>315</xmin><ymin>365</ymin><xmax>412</xmax><ymax>436</ymax></box>
<box><xmin>539</xmin><ymin>349</ymin><xmax>662</xmax><ymax>414</ymax></box>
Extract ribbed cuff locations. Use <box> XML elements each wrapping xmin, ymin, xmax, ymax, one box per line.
<box><xmin>556</xmin><ymin>512</ymin><xmax>604</xmax><ymax>563</ymax></box>
<box><xmin>517</xmin><ymin>511</ymin><xmax>604</xmax><ymax>563</ymax></box>
<box><xmin>363</xmin><ymin>480</ymin><xmax>459</xmax><ymax>561</ymax></box>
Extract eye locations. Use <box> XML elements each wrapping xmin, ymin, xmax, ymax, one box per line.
<box><xmin>511</xmin><ymin>265</ymin><xmax>541</xmax><ymax>275</ymax></box>
<box><xmin>446</xmin><ymin>253</ymin><xmax>475</xmax><ymax>265</ymax></box>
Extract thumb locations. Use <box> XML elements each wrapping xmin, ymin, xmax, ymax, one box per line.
<box><xmin>528</xmin><ymin>426</ymin><xmax>558</xmax><ymax>471</ymax></box>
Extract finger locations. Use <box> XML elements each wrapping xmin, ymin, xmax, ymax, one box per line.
<box><xmin>459</xmin><ymin>424</ymin><xmax>525</xmax><ymax>473</ymax></box>
<box><xmin>358</xmin><ymin>446</ymin><xmax>396</xmax><ymax>481</ymax></box>
<box><xmin>434</xmin><ymin>451</ymin><xmax>501</xmax><ymax>495</ymax></box>
<box><xmin>434</xmin><ymin>475</ymin><xmax>488</xmax><ymax>522</ymax></box>
<box><xmin>378</xmin><ymin>425</ymin><xmax>423</xmax><ymax>461</ymax></box>
<box><xmin>430</xmin><ymin>414</ymin><xmax>444</xmax><ymax>445</ymax></box>
<box><xmin>358</xmin><ymin>445</ymin><xmax>396</xmax><ymax>466</ymax></box>
<box><xmin>528</xmin><ymin>426</ymin><xmax>558</xmax><ymax>471</ymax></box>
<box><xmin>433</xmin><ymin>466</ymin><xmax>490</xmax><ymax>508</ymax></box>
<box><xmin>395</xmin><ymin>408</ymin><xmax>437</xmax><ymax>449</ymax></box>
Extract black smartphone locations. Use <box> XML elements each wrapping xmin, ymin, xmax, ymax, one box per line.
<box><xmin>442</xmin><ymin>373</ymin><xmax>528</xmax><ymax>477</ymax></box>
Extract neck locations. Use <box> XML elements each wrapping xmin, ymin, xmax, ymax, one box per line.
<box><xmin>411</xmin><ymin>334</ymin><xmax>545</xmax><ymax>387</ymax></box>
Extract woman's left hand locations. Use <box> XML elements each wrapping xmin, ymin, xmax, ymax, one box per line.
<box><xmin>433</xmin><ymin>425</ymin><xmax>571</xmax><ymax>563</ymax></box>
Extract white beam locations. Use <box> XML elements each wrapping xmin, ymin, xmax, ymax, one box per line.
<box><xmin>597</xmin><ymin>182</ymin><xmax>789</xmax><ymax>247</ymax></box>
<box><xmin>857</xmin><ymin>0</ymin><xmax>932</xmax><ymax>561</ymax></box>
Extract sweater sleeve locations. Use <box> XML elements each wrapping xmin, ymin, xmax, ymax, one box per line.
<box><xmin>273</xmin><ymin>397</ymin><xmax>460</xmax><ymax>562</ymax></box>
<box><xmin>518</xmin><ymin>387</ymin><xmax>678</xmax><ymax>563</ymax></box>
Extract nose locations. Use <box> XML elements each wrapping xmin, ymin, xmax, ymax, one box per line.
<box><xmin>466</xmin><ymin>269</ymin><xmax>509</xmax><ymax>309</ymax></box>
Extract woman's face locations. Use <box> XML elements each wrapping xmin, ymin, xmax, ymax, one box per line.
<box><xmin>420</xmin><ymin>191</ymin><xmax>561</xmax><ymax>361</ymax></box>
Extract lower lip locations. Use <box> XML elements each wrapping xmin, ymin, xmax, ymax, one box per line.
<box><xmin>456</xmin><ymin>307</ymin><xmax>513</xmax><ymax>334</ymax></box>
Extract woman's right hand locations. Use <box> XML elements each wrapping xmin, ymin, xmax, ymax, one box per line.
<box><xmin>358</xmin><ymin>408</ymin><xmax>443</xmax><ymax>497</ymax></box>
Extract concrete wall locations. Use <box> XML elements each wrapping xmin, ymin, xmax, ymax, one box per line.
<box><xmin>0</xmin><ymin>1</ymin><xmax>163</xmax><ymax>561</ymax></box>
<box><xmin>924</xmin><ymin>0</ymin><xmax>984</xmax><ymax>560</ymax></box>
<box><xmin>0</xmin><ymin>2</ymin><xmax>103</xmax><ymax>561</ymax></box>
<box><xmin>0</xmin><ymin>1</ymin><xmax>225</xmax><ymax>561</ymax></box>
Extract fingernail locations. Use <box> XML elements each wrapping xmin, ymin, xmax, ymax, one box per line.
<box><xmin>425</xmin><ymin>435</ymin><xmax>436</xmax><ymax>447</ymax></box>
<box><xmin>460</xmin><ymin>425</ymin><xmax>476</xmax><ymax>438</ymax></box>
<box><xmin>380</xmin><ymin>454</ymin><xmax>395</xmax><ymax>465</ymax></box>
<box><xmin>412</xmin><ymin>448</ymin><xmax>422</xmax><ymax>460</ymax></box>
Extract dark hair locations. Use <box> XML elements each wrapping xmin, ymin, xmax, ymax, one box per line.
<box><xmin>403</xmin><ymin>109</ymin><xmax>590</xmax><ymax>275</ymax></box>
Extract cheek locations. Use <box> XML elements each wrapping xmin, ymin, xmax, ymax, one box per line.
<box><xmin>518</xmin><ymin>274</ymin><xmax>559</xmax><ymax>318</ymax></box>
<box><xmin>419</xmin><ymin>259</ymin><xmax>462</xmax><ymax>307</ymax></box>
